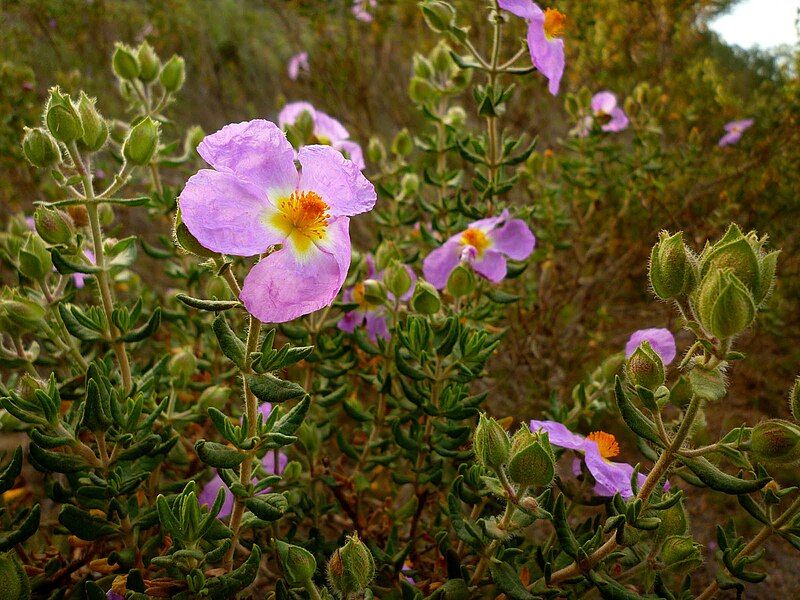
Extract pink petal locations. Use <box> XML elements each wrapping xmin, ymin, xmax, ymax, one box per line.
<box><xmin>487</xmin><ymin>217</ymin><xmax>536</xmax><ymax>260</ymax></box>
<box><xmin>526</xmin><ymin>18</ymin><xmax>565</xmax><ymax>96</ymax></box>
<box><xmin>591</xmin><ymin>91</ymin><xmax>618</xmax><ymax>115</ymax></box>
<box><xmin>472</xmin><ymin>249</ymin><xmax>507</xmax><ymax>282</ymax></box>
<box><xmin>422</xmin><ymin>238</ymin><xmax>462</xmax><ymax>290</ymax></box>
<box><xmin>298</xmin><ymin>145</ymin><xmax>376</xmax><ymax>217</ymax></box>
<box><xmin>498</xmin><ymin>0</ymin><xmax>539</xmax><ymax>20</ymax></box>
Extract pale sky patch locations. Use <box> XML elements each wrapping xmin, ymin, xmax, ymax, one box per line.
<box><xmin>709</xmin><ymin>0</ymin><xmax>799</xmax><ymax>49</ymax></box>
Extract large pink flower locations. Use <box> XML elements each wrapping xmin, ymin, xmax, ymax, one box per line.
<box><xmin>179</xmin><ymin>120</ymin><xmax>376</xmax><ymax>323</ymax></box>
<box><xmin>498</xmin><ymin>0</ymin><xmax>566</xmax><ymax>95</ymax></box>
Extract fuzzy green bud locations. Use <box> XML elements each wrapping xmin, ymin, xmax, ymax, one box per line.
<box><xmin>507</xmin><ymin>426</ymin><xmax>555</xmax><ymax>487</ymax></box>
<box><xmin>112</xmin><ymin>43</ymin><xmax>140</xmax><ymax>81</ymax></box>
<box><xmin>123</xmin><ymin>117</ymin><xmax>160</xmax><ymax>165</ymax></box>
<box><xmin>411</xmin><ymin>280</ymin><xmax>441</xmax><ymax>315</ymax></box>
<box><xmin>184</xmin><ymin>125</ymin><xmax>205</xmax><ymax>155</ymax></box>
<box><xmin>473</xmin><ymin>413</ymin><xmax>510</xmax><ymax>469</ymax></box>
<box><xmin>160</xmin><ymin>55</ymin><xmax>186</xmax><ymax>93</ymax></box>
<box><xmin>168</xmin><ymin>347</ymin><xmax>197</xmax><ymax>384</ymax></box>
<box><xmin>0</xmin><ymin>552</ymin><xmax>30</xmax><ymax>600</ymax></box>
<box><xmin>446</xmin><ymin>263</ymin><xmax>475</xmax><ymax>298</ymax></box>
<box><xmin>420</xmin><ymin>0</ymin><xmax>456</xmax><ymax>33</ymax></box>
<box><xmin>198</xmin><ymin>385</ymin><xmax>229</xmax><ymax>411</ymax></box>
<box><xmin>695</xmin><ymin>268</ymin><xmax>756</xmax><ymax>340</ymax></box>
<box><xmin>77</xmin><ymin>92</ymin><xmax>108</xmax><ymax>151</ymax></box>
<box><xmin>19</xmin><ymin>234</ymin><xmax>53</xmax><ymax>281</ymax></box>
<box><xmin>326</xmin><ymin>533</ymin><xmax>375</xmax><ymax>598</ymax></box>
<box><xmin>33</xmin><ymin>207</ymin><xmax>73</xmax><ymax>245</ymax></box>
<box><xmin>137</xmin><ymin>41</ymin><xmax>161</xmax><ymax>83</ymax></box>
<box><xmin>45</xmin><ymin>87</ymin><xmax>82</xmax><ymax>143</ymax></box>
<box><xmin>366</xmin><ymin>137</ymin><xmax>386</xmax><ymax>164</ymax></box>
<box><xmin>750</xmin><ymin>419</ymin><xmax>800</xmax><ymax>466</ymax></box>
<box><xmin>649</xmin><ymin>230</ymin><xmax>694</xmax><ymax>300</ymax></box>
<box><xmin>276</xmin><ymin>540</ymin><xmax>317</xmax><ymax>587</ymax></box>
<box><xmin>0</xmin><ymin>292</ymin><xmax>46</xmax><ymax>335</ymax></box>
<box><xmin>373</xmin><ymin>242</ymin><xmax>401</xmax><ymax>271</ymax></box>
<box><xmin>362</xmin><ymin>279</ymin><xmax>387</xmax><ymax>306</ymax></box>
<box><xmin>444</xmin><ymin>106</ymin><xmax>467</xmax><ymax>128</ymax></box>
<box><xmin>625</xmin><ymin>341</ymin><xmax>665</xmax><ymax>391</ymax></box>
<box><xmin>408</xmin><ymin>76</ymin><xmax>438</xmax><ymax>105</ymax></box>
<box><xmin>400</xmin><ymin>172</ymin><xmax>420</xmax><ymax>196</ymax></box>
<box><xmin>22</xmin><ymin>127</ymin><xmax>61</xmax><ymax>168</ymax></box>
<box><xmin>790</xmin><ymin>377</ymin><xmax>800</xmax><ymax>423</ymax></box>
<box><xmin>391</xmin><ymin>128</ymin><xmax>413</xmax><ymax>157</ymax></box>
<box><xmin>412</xmin><ymin>54</ymin><xmax>433</xmax><ymax>79</ymax></box>
<box><xmin>430</xmin><ymin>41</ymin><xmax>455</xmax><ymax>75</ymax></box>
<box><xmin>384</xmin><ymin>260</ymin><xmax>414</xmax><ymax>299</ymax></box>
<box><xmin>702</xmin><ymin>224</ymin><xmax>760</xmax><ymax>297</ymax></box>
<box><xmin>659</xmin><ymin>535</ymin><xmax>703</xmax><ymax>571</ymax></box>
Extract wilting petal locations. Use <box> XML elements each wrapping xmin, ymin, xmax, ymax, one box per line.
<box><xmin>298</xmin><ymin>146</ymin><xmax>376</xmax><ymax>216</ymax></box>
<box><xmin>337</xmin><ymin>139</ymin><xmax>366</xmax><ymax>170</ymax></box>
<box><xmin>526</xmin><ymin>17</ymin><xmax>565</xmax><ymax>96</ymax></box>
<box><xmin>240</xmin><ymin>243</ymin><xmax>348</xmax><ymax>323</ymax></box>
<box><xmin>422</xmin><ymin>237</ymin><xmax>462</xmax><ymax>289</ymax></box>
<box><xmin>472</xmin><ymin>249</ymin><xmax>507</xmax><ymax>282</ymax></box>
<box><xmin>591</xmin><ymin>91</ymin><xmax>618</xmax><ymax>115</ymax></box>
<box><xmin>487</xmin><ymin>217</ymin><xmax>536</xmax><ymax>260</ymax></box>
<box><xmin>530</xmin><ymin>420</ymin><xmax>589</xmax><ymax>452</ymax></box>
<box><xmin>197</xmin><ymin>120</ymin><xmax>297</xmax><ymax>194</ymax></box>
<box><xmin>498</xmin><ymin>0</ymin><xmax>538</xmax><ymax>20</ymax></box>
<box><xmin>179</xmin><ymin>169</ymin><xmax>284</xmax><ymax>256</ymax></box>
<box><xmin>365</xmin><ymin>311</ymin><xmax>390</xmax><ymax>341</ymax></box>
<box><xmin>603</xmin><ymin>107</ymin><xmax>629</xmax><ymax>132</ymax></box>
<box><xmin>625</xmin><ymin>328</ymin><xmax>676</xmax><ymax>365</ymax></box>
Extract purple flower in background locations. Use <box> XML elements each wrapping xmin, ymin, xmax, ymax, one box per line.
<box><xmin>106</xmin><ymin>590</ymin><xmax>125</xmax><ymax>600</ymax></box>
<box><xmin>338</xmin><ymin>255</ymin><xmax>417</xmax><ymax>341</ymax></box>
<box><xmin>422</xmin><ymin>209</ymin><xmax>535</xmax><ymax>289</ymax></box>
<box><xmin>199</xmin><ymin>403</ymin><xmax>287</xmax><ymax>518</ymax></box>
<box><xmin>625</xmin><ymin>328</ymin><xmax>676</xmax><ymax>365</ymax></box>
<box><xmin>498</xmin><ymin>0</ymin><xmax>566</xmax><ymax>95</ymax></box>
<box><xmin>352</xmin><ymin>0</ymin><xmax>376</xmax><ymax>22</ymax></box>
<box><xmin>279</xmin><ymin>102</ymin><xmax>365</xmax><ymax>170</ymax></box>
<box><xmin>590</xmin><ymin>91</ymin><xmax>629</xmax><ymax>132</ymax></box>
<box><xmin>530</xmin><ymin>420</ymin><xmax>665</xmax><ymax>499</ymax></box>
<box><xmin>72</xmin><ymin>250</ymin><xmax>96</xmax><ymax>289</ymax></box>
<box><xmin>718</xmin><ymin>118</ymin><xmax>754</xmax><ymax>147</ymax></box>
<box><xmin>287</xmin><ymin>52</ymin><xmax>309</xmax><ymax>81</ymax></box>
<box><xmin>178</xmin><ymin>119</ymin><xmax>376</xmax><ymax>323</ymax></box>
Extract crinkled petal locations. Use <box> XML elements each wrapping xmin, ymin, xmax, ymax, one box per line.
<box><xmin>178</xmin><ymin>169</ymin><xmax>284</xmax><ymax>256</ymax></box>
<box><xmin>583</xmin><ymin>444</ymin><xmax>638</xmax><ymax>499</ymax></box>
<box><xmin>313</xmin><ymin>111</ymin><xmax>350</xmax><ymax>143</ymax></box>
<box><xmin>527</xmin><ymin>17</ymin><xmax>565</xmax><ymax>96</ymax></box>
<box><xmin>591</xmin><ymin>91</ymin><xmax>618</xmax><ymax>115</ymax></box>
<box><xmin>198</xmin><ymin>120</ymin><xmax>297</xmax><ymax>193</ymax></box>
<box><xmin>498</xmin><ymin>0</ymin><xmax>539</xmax><ymax>20</ymax></box>
<box><xmin>278</xmin><ymin>101</ymin><xmax>317</xmax><ymax>128</ymax></box>
<box><xmin>625</xmin><ymin>328</ymin><xmax>676</xmax><ymax>365</ymax></box>
<box><xmin>422</xmin><ymin>237</ymin><xmax>462</xmax><ymax>289</ymax></box>
<box><xmin>240</xmin><ymin>239</ymin><xmax>348</xmax><ymax>323</ymax></box>
<box><xmin>365</xmin><ymin>311</ymin><xmax>390</xmax><ymax>341</ymax></box>
<box><xmin>298</xmin><ymin>145</ymin><xmax>376</xmax><ymax>217</ymax></box>
<box><xmin>487</xmin><ymin>217</ymin><xmax>536</xmax><ymax>260</ymax></box>
<box><xmin>336</xmin><ymin>139</ymin><xmax>366</xmax><ymax>170</ymax></box>
<box><xmin>602</xmin><ymin>107</ymin><xmax>629</xmax><ymax>132</ymax></box>
<box><xmin>472</xmin><ymin>249</ymin><xmax>507</xmax><ymax>282</ymax></box>
<box><xmin>529</xmin><ymin>420</ymin><xmax>589</xmax><ymax>451</ymax></box>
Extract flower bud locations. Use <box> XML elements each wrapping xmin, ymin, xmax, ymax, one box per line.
<box><xmin>446</xmin><ymin>263</ymin><xmax>476</xmax><ymax>298</ymax></box>
<box><xmin>276</xmin><ymin>541</ymin><xmax>317</xmax><ymax>587</ymax></box>
<box><xmin>412</xmin><ymin>54</ymin><xmax>433</xmax><ymax>79</ymax></box>
<box><xmin>408</xmin><ymin>76</ymin><xmax>438</xmax><ymax>105</ymax></box>
<box><xmin>33</xmin><ymin>207</ymin><xmax>73</xmax><ymax>245</ymax></box>
<box><xmin>137</xmin><ymin>41</ymin><xmax>161</xmax><ymax>83</ymax></box>
<box><xmin>373</xmin><ymin>242</ymin><xmax>401</xmax><ymax>271</ymax></box>
<box><xmin>19</xmin><ymin>234</ymin><xmax>53</xmax><ymax>280</ymax></box>
<box><xmin>625</xmin><ymin>341</ymin><xmax>665</xmax><ymax>391</ymax></box>
<box><xmin>22</xmin><ymin>127</ymin><xmax>61</xmax><ymax>168</ymax></box>
<box><xmin>694</xmin><ymin>268</ymin><xmax>755</xmax><ymax>340</ymax></box>
<box><xmin>431</xmin><ymin>41</ymin><xmax>455</xmax><ymax>76</ymax></box>
<box><xmin>362</xmin><ymin>279</ymin><xmax>387</xmax><ymax>306</ymax></box>
<box><xmin>391</xmin><ymin>128</ymin><xmax>413</xmax><ymax>157</ymax></box>
<box><xmin>750</xmin><ymin>419</ymin><xmax>800</xmax><ymax>466</ymax></box>
<box><xmin>702</xmin><ymin>224</ymin><xmax>760</xmax><ymax>298</ymax></box>
<box><xmin>45</xmin><ymin>87</ymin><xmax>83</xmax><ymax>143</ymax></box>
<box><xmin>109</xmin><ymin>119</ymin><xmax>130</xmax><ymax>144</ymax></box>
<box><xmin>473</xmin><ymin>413</ymin><xmax>510</xmax><ymax>469</ymax></box>
<box><xmin>384</xmin><ymin>260</ymin><xmax>414</xmax><ymax>299</ymax></box>
<box><xmin>326</xmin><ymin>533</ymin><xmax>375</xmax><ymax>598</ymax></box>
<box><xmin>366</xmin><ymin>137</ymin><xmax>386</xmax><ymax>164</ymax></box>
<box><xmin>123</xmin><ymin>117</ymin><xmax>160</xmax><ymax>165</ymax></box>
<box><xmin>198</xmin><ymin>385</ymin><xmax>229</xmax><ymax>411</ymax></box>
<box><xmin>659</xmin><ymin>536</ymin><xmax>702</xmax><ymax>571</ymax></box>
<box><xmin>112</xmin><ymin>43</ymin><xmax>140</xmax><ymax>81</ymax></box>
<box><xmin>169</xmin><ymin>347</ymin><xmax>197</xmax><ymax>384</ymax></box>
<box><xmin>77</xmin><ymin>92</ymin><xmax>108</xmax><ymax>151</ymax></box>
<box><xmin>507</xmin><ymin>427</ymin><xmax>555</xmax><ymax>487</ymax></box>
<box><xmin>0</xmin><ymin>292</ymin><xmax>46</xmax><ymax>335</ymax></box>
<box><xmin>649</xmin><ymin>231</ymin><xmax>695</xmax><ymax>300</ymax></box>
<box><xmin>444</xmin><ymin>106</ymin><xmax>467</xmax><ymax>128</ymax></box>
<box><xmin>412</xmin><ymin>281</ymin><xmax>441</xmax><ymax>315</ymax></box>
<box><xmin>790</xmin><ymin>377</ymin><xmax>800</xmax><ymax>423</ymax></box>
<box><xmin>0</xmin><ymin>552</ymin><xmax>30</xmax><ymax>600</ymax></box>
<box><xmin>160</xmin><ymin>55</ymin><xmax>186</xmax><ymax>93</ymax></box>
<box><xmin>400</xmin><ymin>173</ymin><xmax>420</xmax><ymax>196</ymax></box>
<box><xmin>184</xmin><ymin>125</ymin><xmax>205</xmax><ymax>155</ymax></box>
<box><xmin>420</xmin><ymin>0</ymin><xmax>456</xmax><ymax>33</ymax></box>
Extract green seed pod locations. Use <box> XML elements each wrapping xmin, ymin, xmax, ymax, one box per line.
<box><xmin>160</xmin><ymin>55</ymin><xmax>186</xmax><ymax>93</ymax></box>
<box><xmin>77</xmin><ymin>92</ymin><xmax>108</xmax><ymax>151</ymax></box>
<box><xmin>276</xmin><ymin>540</ymin><xmax>317</xmax><ymax>587</ymax></box>
<box><xmin>327</xmin><ymin>533</ymin><xmax>375</xmax><ymax>598</ymax></box>
<box><xmin>22</xmin><ymin>127</ymin><xmax>61</xmax><ymax>168</ymax></box>
<box><xmin>33</xmin><ymin>207</ymin><xmax>73</xmax><ymax>245</ymax></box>
<box><xmin>361</xmin><ymin>279</ymin><xmax>387</xmax><ymax>306</ymax></box>
<box><xmin>137</xmin><ymin>41</ymin><xmax>161</xmax><ymax>83</ymax></box>
<box><xmin>420</xmin><ymin>0</ymin><xmax>456</xmax><ymax>33</ymax></box>
<box><xmin>625</xmin><ymin>341</ymin><xmax>665</xmax><ymax>391</ymax></box>
<box><xmin>701</xmin><ymin>224</ymin><xmax>760</xmax><ymax>298</ymax></box>
<box><xmin>19</xmin><ymin>233</ymin><xmax>53</xmax><ymax>281</ymax></box>
<box><xmin>790</xmin><ymin>377</ymin><xmax>800</xmax><ymax>423</ymax></box>
<box><xmin>123</xmin><ymin>117</ymin><xmax>160</xmax><ymax>165</ymax></box>
<box><xmin>695</xmin><ymin>268</ymin><xmax>756</xmax><ymax>340</ymax></box>
<box><xmin>412</xmin><ymin>281</ymin><xmax>441</xmax><ymax>315</ymax></box>
<box><xmin>391</xmin><ymin>128</ymin><xmax>413</xmax><ymax>157</ymax></box>
<box><xmin>168</xmin><ymin>348</ymin><xmax>197</xmax><ymax>384</ymax></box>
<box><xmin>384</xmin><ymin>260</ymin><xmax>414</xmax><ymax>299</ymax></box>
<box><xmin>649</xmin><ymin>230</ymin><xmax>695</xmax><ymax>300</ymax></box>
<box><xmin>507</xmin><ymin>426</ymin><xmax>555</xmax><ymax>487</ymax></box>
<box><xmin>473</xmin><ymin>413</ymin><xmax>510</xmax><ymax>469</ymax></box>
<box><xmin>750</xmin><ymin>419</ymin><xmax>800</xmax><ymax>466</ymax></box>
<box><xmin>112</xmin><ymin>43</ymin><xmax>140</xmax><ymax>81</ymax></box>
<box><xmin>366</xmin><ymin>137</ymin><xmax>386</xmax><ymax>164</ymax></box>
<box><xmin>0</xmin><ymin>552</ymin><xmax>30</xmax><ymax>600</ymax></box>
<box><xmin>44</xmin><ymin>87</ymin><xmax>83</xmax><ymax>143</ymax></box>
<box><xmin>446</xmin><ymin>263</ymin><xmax>476</xmax><ymax>299</ymax></box>
<box><xmin>659</xmin><ymin>535</ymin><xmax>703</xmax><ymax>571</ymax></box>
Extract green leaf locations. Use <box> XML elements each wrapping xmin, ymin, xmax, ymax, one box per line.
<box><xmin>29</xmin><ymin>443</ymin><xmax>89</xmax><ymax>473</ymax></box>
<box><xmin>613</xmin><ymin>377</ymin><xmax>664</xmax><ymax>446</ymax></box>
<box><xmin>58</xmin><ymin>504</ymin><xmax>119</xmax><ymax>540</ymax></box>
<box><xmin>245</xmin><ymin>493</ymin><xmax>288</xmax><ymax>522</ymax></box>
<box><xmin>195</xmin><ymin>440</ymin><xmax>246</xmax><ymax>469</ymax></box>
<box><xmin>270</xmin><ymin>396</ymin><xmax>311</xmax><ymax>437</ymax></box>
<box><xmin>120</xmin><ymin>307</ymin><xmax>161</xmax><ymax>342</ymax></box>
<box><xmin>489</xmin><ymin>561</ymin><xmax>537</xmax><ymax>599</ymax></box>
<box><xmin>213</xmin><ymin>314</ymin><xmax>246</xmax><ymax>368</ymax></box>
<box><xmin>247</xmin><ymin>374</ymin><xmax>305</xmax><ymax>404</ymax></box>
<box><xmin>0</xmin><ymin>504</ymin><xmax>41</xmax><ymax>552</ymax></box>
<box><xmin>678</xmin><ymin>455</ymin><xmax>770</xmax><ymax>494</ymax></box>
<box><xmin>0</xmin><ymin>447</ymin><xmax>22</xmax><ymax>494</ymax></box>
<box><xmin>176</xmin><ymin>293</ymin><xmax>241</xmax><ymax>312</ymax></box>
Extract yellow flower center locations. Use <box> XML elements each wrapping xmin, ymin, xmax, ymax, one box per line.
<box><xmin>351</xmin><ymin>282</ymin><xmax>376</xmax><ymax>309</ymax></box>
<box><xmin>460</xmin><ymin>228</ymin><xmax>491</xmax><ymax>257</ymax></box>
<box><xmin>587</xmin><ymin>431</ymin><xmax>620</xmax><ymax>460</ymax></box>
<box><xmin>270</xmin><ymin>190</ymin><xmax>330</xmax><ymax>255</ymax></box>
<box><xmin>544</xmin><ymin>8</ymin><xmax>566</xmax><ymax>40</ymax></box>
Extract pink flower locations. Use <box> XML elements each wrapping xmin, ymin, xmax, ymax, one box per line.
<box><xmin>498</xmin><ymin>0</ymin><xmax>566</xmax><ymax>95</ymax></box>
<box><xmin>287</xmin><ymin>52</ymin><xmax>309</xmax><ymax>81</ymax></box>
<box><xmin>72</xmin><ymin>250</ymin><xmax>95</xmax><ymax>289</ymax></box>
<box><xmin>178</xmin><ymin>119</ymin><xmax>376</xmax><ymax>323</ymax></box>
<box><xmin>590</xmin><ymin>91</ymin><xmax>629</xmax><ymax>133</ymax></box>
<box><xmin>422</xmin><ymin>210</ymin><xmax>535</xmax><ymax>289</ymax></box>
<box><xmin>625</xmin><ymin>328</ymin><xmax>676</xmax><ymax>365</ymax></box>
<box><xmin>352</xmin><ymin>0</ymin><xmax>376</xmax><ymax>22</ymax></box>
<box><xmin>718</xmin><ymin>118</ymin><xmax>753</xmax><ymax>147</ymax></box>
<box><xmin>278</xmin><ymin>102</ymin><xmax>365</xmax><ymax>170</ymax></box>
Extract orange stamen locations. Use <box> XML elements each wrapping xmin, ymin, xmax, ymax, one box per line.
<box><xmin>460</xmin><ymin>228</ymin><xmax>491</xmax><ymax>257</ymax></box>
<box><xmin>544</xmin><ymin>8</ymin><xmax>566</xmax><ymax>39</ymax></box>
<box><xmin>587</xmin><ymin>431</ymin><xmax>620</xmax><ymax>459</ymax></box>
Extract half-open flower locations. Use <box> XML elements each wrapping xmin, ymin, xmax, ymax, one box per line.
<box><xmin>718</xmin><ymin>118</ymin><xmax>753</xmax><ymax>147</ymax></box>
<box><xmin>498</xmin><ymin>0</ymin><xmax>566</xmax><ymax>95</ymax></box>
<box><xmin>279</xmin><ymin>102</ymin><xmax>365</xmax><ymax>170</ymax></box>
<box><xmin>422</xmin><ymin>209</ymin><xmax>535</xmax><ymax>289</ymax></box>
<box><xmin>179</xmin><ymin>119</ymin><xmax>376</xmax><ymax>323</ymax></box>
<box><xmin>591</xmin><ymin>91</ymin><xmax>629</xmax><ymax>132</ymax></box>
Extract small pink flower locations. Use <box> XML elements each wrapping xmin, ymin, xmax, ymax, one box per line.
<box><xmin>279</xmin><ymin>102</ymin><xmax>365</xmax><ymax>170</ymax></box>
<box><xmin>178</xmin><ymin>119</ymin><xmax>376</xmax><ymax>323</ymax></box>
<box><xmin>590</xmin><ymin>91</ymin><xmax>629</xmax><ymax>133</ymax></box>
<box><xmin>352</xmin><ymin>0</ymin><xmax>377</xmax><ymax>22</ymax></box>
<box><xmin>287</xmin><ymin>52</ymin><xmax>309</xmax><ymax>81</ymax></box>
<box><xmin>72</xmin><ymin>250</ymin><xmax>96</xmax><ymax>289</ymax></box>
<box><xmin>718</xmin><ymin>118</ymin><xmax>753</xmax><ymax>147</ymax></box>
